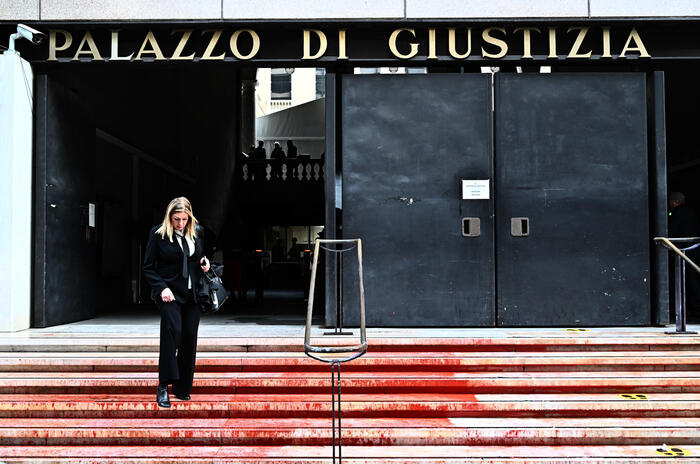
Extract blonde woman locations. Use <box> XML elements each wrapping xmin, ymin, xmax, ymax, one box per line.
<box><xmin>143</xmin><ymin>197</ymin><xmax>210</xmax><ymax>408</ymax></box>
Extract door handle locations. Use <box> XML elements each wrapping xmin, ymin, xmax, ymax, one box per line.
<box><xmin>511</xmin><ymin>217</ymin><xmax>530</xmax><ymax>237</ymax></box>
<box><xmin>462</xmin><ymin>218</ymin><xmax>481</xmax><ymax>237</ymax></box>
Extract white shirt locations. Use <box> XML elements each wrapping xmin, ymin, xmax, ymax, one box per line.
<box><xmin>175</xmin><ymin>231</ymin><xmax>195</xmax><ymax>289</ymax></box>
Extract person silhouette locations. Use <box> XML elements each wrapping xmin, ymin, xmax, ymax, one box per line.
<box><xmin>271</xmin><ymin>142</ymin><xmax>286</xmax><ymax>160</ymax></box>
<box><xmin>270</xmin><ymin>142</ymin><xmax>285</xmax><ymax>180</ymax></box>
<box><xmin>252</xmin><ymin>140</ymin><xmax>266</xmax><ymax>160</ymax></box>
<box><xmin>669</xmin><ymin>192</ymin><xmax>700</xmax><ymax>238</ymax></box>
<box><xmin>287</xmin><ymin>237</ymin><xmax>300</xmax><ymax>261</ymax></box>
<box><xmin>251</xmin><ymin>141</ymin><xmax>267</xmax><ymax>181</ymax></box>
<box><xmin>286</xmin><ymin>140</ymin><xmax>298</xmax><ymax>158</ymax></box>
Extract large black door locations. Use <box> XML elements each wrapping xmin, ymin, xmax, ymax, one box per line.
<box><xmin>495</xmin><ymin>73</ymin><xmax>650</xmax><ymax>326</ymax></box>
<box><xmin>339</xmin><ymin>72</ymin><xmax>652</xmax><ymax>327</ymax></box>
<box><xmin>34</xmin><ymin>76</ymin><xmax>97</xmax><ymax>327</ymax></box>
<box><xmin>341</xmin><ymin>74</ymin><xmax>494</xmax><ymax>326</ymax></box>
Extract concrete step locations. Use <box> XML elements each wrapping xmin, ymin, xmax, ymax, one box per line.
<box><xmin>1</xmin><ymin>351</ymin><xmax>698</xmax><ymax>372</ymax></box>
<box><xmin>1</xmin><ymin>370</ymin><xmax>699</xmax><ymax>394</ymax></box>
<box><xmin>1</xmin><ymin>335</ymin><xmax>699</xmax><ymax>353</ymax></box>
<box><xmin>2</xmin><ymin>417</ymin><xmax>698</xmax><ymax>446</ymax></box>
<box><xmin>2</xmin><ymin>393</ymin><xmax>699</xmax><ymax>419</ymax></box>
<box><xmin>1</xmin><ymin>445</ymin><xmax>698</xmax><ymax>462</ymax></box>
<box><xmin>2</xmin><ymin>331</ymin><xmax>698</xmax><ymax>462</ymax></box>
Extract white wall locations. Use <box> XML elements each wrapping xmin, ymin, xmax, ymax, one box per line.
<box><xmin>4</xmin><ymin>0</ymin><xmax>700</xmax><ymax>20</ymax></box>
<box><xmin>255</xmin><ymin>67</ymin><xmax>319</xmax><ymax>118</ymax></box>
<box><xmin>224</xmin><ymin>0</ymin><xmax>404</xmax><ymax>19</ymax></box>
<box><xmin>405</xmin><ymin>0</ymin><xmax>587</xmax><ymax>18</ymax></box>
<box><xmin>0</xmin><ymin>0</ymin><xmax>39</xmax><ymax>20</ymax></box>
<box><xmin>0</xmin><ymin>53</ymin><xmax>33</xmax><ymax>332</ymax></box>
<box><xmin>590</xmin><ymin>0</ymin><xmax>700</xmax><ymax>17</ymax></box>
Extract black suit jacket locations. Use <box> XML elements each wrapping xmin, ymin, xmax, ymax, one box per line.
<box><xmin>143</xmin><ymin>225</ymin><xmax>205</xmax><ymax>304</ymax></box>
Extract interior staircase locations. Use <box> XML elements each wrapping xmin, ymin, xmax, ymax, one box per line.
<box><xmin>0</xmin><ymin>332</ymin><xmax>699</xmax><ymax>463</ymax></box>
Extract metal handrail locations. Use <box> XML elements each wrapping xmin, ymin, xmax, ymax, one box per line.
<box><xmin>304</xmin><ymin>239</ymin><xmax>367</xmax><ymax>363</ymax></box>
<box><xmin>654</xmin><ymin>236</ymin><xmax>700</xmax><ymax>334</ymax></box>
<box><xmin>654</xmin><ymin>237</ymin><xmax>700</xmax><ymax>274</ymax></box>
<box><xmin>303</xmin><ymin>238</ymin><xmax>368</xmax><ymax>464</ymax></box>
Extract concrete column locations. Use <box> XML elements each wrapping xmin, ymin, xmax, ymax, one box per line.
<box><xmin>0</xmin><ymin>52</ymin><xmax>33</xmax><ymax>332</ymax></box>
<box><xmin>240</xmin><ymin>79</ymin><xmax>257</xmax><ymax>153</ymax></box>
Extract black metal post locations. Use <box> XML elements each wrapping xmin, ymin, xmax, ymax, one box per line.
<box><xmin>681</xmin><ymin>258</ymin><xmax>687</xmax><ymax>333</ymax></box>
<box><xmin>666</xmin><ymin>251</ymin><xmax>697</xmax><ymax>334</ymax></box>
<box><xmin>338</xmin><ymin>252</ymin><xmax>343</xmax><ymax>329</ymax></box>
<box><xmin>331</xmin><ymin>360</ymin><xmax>342</xmax><ymax>464</ymax></box>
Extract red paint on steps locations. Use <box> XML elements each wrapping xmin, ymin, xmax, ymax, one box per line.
<box><xmin>3</xmin><ymin>424</ymin><xmax>698</xmax><ymax>446</ymax></box>
<box><xmin>1</xmin><ymin>372</ymin><xmax>699</xmax><ymax>394</ymax></box>
<box><xmin>2</xmin><ymin>444</ymin><xmax>700</xmax><ymax>459</ymax></box>
<box><xmin>3</xmin><ymin>350</ymin><xmax>700</xmax><ymax>373</ymax></box>
<box><xmin>1</xmin><ymin>334</ymin><xmax>700</xmax><ymax>462</ymax></box>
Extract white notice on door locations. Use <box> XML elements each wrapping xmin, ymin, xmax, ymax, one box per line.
<box><xmin>89</xmin><ymin>203</ymin><xmax>96</xmax><ymax>228</ymax></box>
<box><xmin>462</xmin><ymin>180</ymin><xmax>490</xmax><ymax>200</ymax></box>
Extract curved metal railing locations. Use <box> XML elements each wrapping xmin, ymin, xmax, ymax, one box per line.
<box><xmin>304</xmin><ymin>239</ymin><xmax>367</xmax><ymax>363</ymax></box>
<box><xmin>303</xmin><ymin>238</ymin><xmax>367</xmax><ymax>464</ymax></box>
<box><xmin>654</xmin><ymin>237</ymin><xmax>700</xmax><ymax>334</ymax></box>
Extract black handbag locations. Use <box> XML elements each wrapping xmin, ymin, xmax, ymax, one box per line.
<box><xmin>196</xmin><ymin>263</ymin><xmax>229</xmax><ymax>314</ymax></box>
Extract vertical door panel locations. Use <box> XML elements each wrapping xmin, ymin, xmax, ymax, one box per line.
<box><xmin>341</xmin><ymin>74</ymin><xmax>493</xmax><ymax>326</ymax></box>
<box><xmin>650</xmin><ymin>71</ymin><xmax>669</xmax><ymax>326</ymax></box>
<box><xmin>495</xmin><ymin>73</ymin><xmax>650</xmax><ymax>326</ymax></box>
<box><xmin>34</xmin><ymin>76</ymin><xmax>96</xmax><ymax>327</ymax></box>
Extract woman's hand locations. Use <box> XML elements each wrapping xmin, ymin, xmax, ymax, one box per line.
<box><xmin>200</xmin><ymin>257</ymin><xmax>210</xmax><ymax>273</ymax></box>
<box><xmin>161</xmin><ymin>288</ymin><xmax>175</xmax><ymax>302</ymax></box>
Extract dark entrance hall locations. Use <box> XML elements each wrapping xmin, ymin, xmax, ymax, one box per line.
<box><xmin>32</xmin><ymin>65</ymin><xmax>325</xmax><ymax>327</ymax></box>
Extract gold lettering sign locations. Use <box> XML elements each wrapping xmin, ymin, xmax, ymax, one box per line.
<box><xmin>73</xmin><ymin>31</ymin><xmax>103</xmax><ymax>61</ymax></box>
<box><xmin>514</xmin><ymin>27</ymin><xmax>540</xmax><ymax>59</ymax></box>
<box><xmin>427</xmin><ymin>28</ymin><xmax>437</xmax><ymax>59</ymax></box>
<box><xmin>135</xmin><ymin>31</ymin><xmax>165</xmax><ymax>60</ymax></box>
<box><xmin>338</xmin><ymin>29</ymin><xmax>348</xmax><ymax>60</ymax></box>
<box><xmin>567</xmin><ymin>27</ymin><xmax>592</xmax><ymax>58</ymax></box>
<box><xmin>602</xmin><ymin>27</ymin><xmax>612</xmax><ymax>58</ymax></box>
<box><xmin>44</xmin><ymin>25</ymin><xmax>653</xmax><ymax>63</ymax></box>
<box><xmin>230</xmin><ymin>29</ymin><xmax>260</xmax><ymax>60</ymax></box>
<box><xmin>448</xmin><ymin>28</ymin><xmax>472</xmax><ymax>59</ymax></box>
<box><xmin>620</xmin><ymin>28</ymin><xmax>650</xmax><ymax>58</ymax></box>
<box><xmin>170</xmin><ymin>30</ymin><xmax>195</xmax><ymax>60</ymax></box>
<box><xmin>48</xmin><ymin>30</ymin><xmax>72</xmax><ymax>61</ymax></box>
<box><xmin>481</xmin><ymin>27</ymin><xmax>507</xmax><ymax>59</ymax></box>
<box><xmin>548</xmin><ymin>27</ymin><xmax>558</xmax><ymax>58</ymax></box>
<box><xmin>389</xmin><ymin>28</ymin><xmax>419</xmax><ymax>59</ymax></box>
<box><xmin>303</xmin><ymin>29</ymin><xmax>328</xmax><ymax>60</ymax></box>
<box><xmin>110</xmin><ymin>30</ymin><xmax>134</xmax><ymax>61</ymax></box>
<box><xmin>201</xmin><ymin>30</ymin><xmax>226</xmax><ymax>60</ymax></box>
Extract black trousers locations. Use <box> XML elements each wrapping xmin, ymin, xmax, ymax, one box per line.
<box><xmin>158</xmin><ymin>293</ymin><xmax>201</xmax><ymax>395</ymax></box>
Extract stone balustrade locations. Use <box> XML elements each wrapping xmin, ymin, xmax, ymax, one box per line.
<box><xmin>239</xmin><ymin>158</ymin><xmax>324</xmax><ymax>183</ymax></box>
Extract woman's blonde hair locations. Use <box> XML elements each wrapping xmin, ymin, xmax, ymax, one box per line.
<box><xmin>155</xmin><ymin>197</ymin><xmax>198</xmax><ymax>242</ymax></box>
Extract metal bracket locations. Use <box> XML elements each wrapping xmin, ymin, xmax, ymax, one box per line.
<box><xmin>511</xmin><ymin>217</ymin><xmax>530</xmax><ymax>237</ymax></box>
<box><xmin>462</xmin><ymin>217</ymin><xmax>481</xmax><ymax>237</ymax></box>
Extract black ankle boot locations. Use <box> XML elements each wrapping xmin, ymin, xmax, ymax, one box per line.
<box><xmin>173</xmin><ymin>381</ymin><xmax>191</xmax><ymax>401</ymax></box>
<box><xmin>156</xmin><ymin>384</ymin><xmax>171</xmax><ymax>408</ymax></box>
<box><xmin>173</xmin><ymin>385</ymin><xmax>191</xmax><ymax>401</ymax></box>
